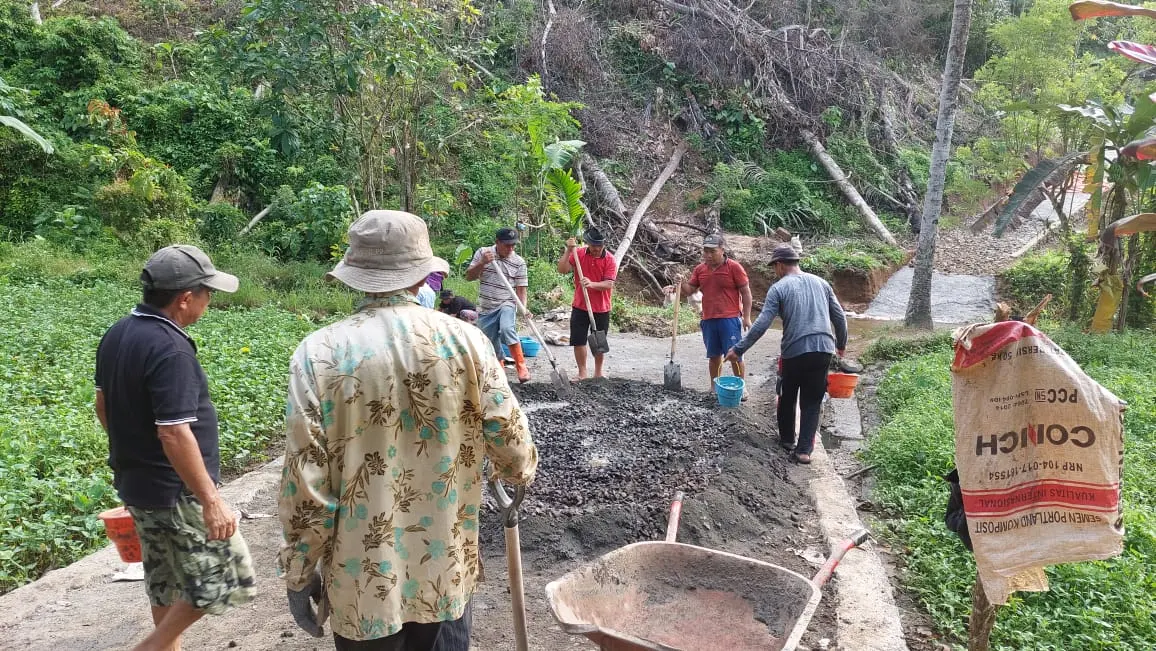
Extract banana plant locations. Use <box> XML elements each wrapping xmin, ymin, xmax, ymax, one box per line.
<box><xmin>537</xmin><ymin>139</ymin><xmax>587</xmax><ymax>236</ymax></box>
<box><xmin>1068</xmin><ymin>0</ymin><xmax>1156</xmax><ymax>330</ymax></box>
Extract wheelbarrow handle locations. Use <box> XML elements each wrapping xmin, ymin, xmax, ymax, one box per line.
<box><xmin>665</xmin><ymin>491</ymin><xmax>685</xmax><ymax>542</ymax></box>
<box><xmin>489</xmin><ymin>479</ymin><xmax>526</xmax><ymax>528</ymax></box>
<box><xmin>811</xmin><ymin>528</ymin><xmax>870</xmax><ymax>589</ymax></box>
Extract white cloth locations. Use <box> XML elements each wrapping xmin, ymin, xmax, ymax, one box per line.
<box><xmin>417</xmin><ymin>284</ymin><xmax>436</xmax><ymax>308</ymax></box>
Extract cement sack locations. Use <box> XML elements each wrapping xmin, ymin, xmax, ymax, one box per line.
<box><xmin>951</xmin><ymin>321</ymin><xmax>1125</xmax><ymax>604</ymax></box>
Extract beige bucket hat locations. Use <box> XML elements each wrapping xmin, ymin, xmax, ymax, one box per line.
<box><xmin>326</xmin><ymin>210</ymin><xmax>449</xmax><ymax>294</ymax></box>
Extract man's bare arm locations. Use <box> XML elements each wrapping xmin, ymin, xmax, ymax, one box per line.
<box><xmin>95</xmin><ymin>389</ymin><xmax>108</xmax><ymax>432</ymax></box>
<box><xmin>157</xmin><ymin>423</ymin><xmax>236</xmax><ymax>540</ymax></box>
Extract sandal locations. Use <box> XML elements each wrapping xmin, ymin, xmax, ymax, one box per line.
<box><xmin>792</xmin><ymin>452</ymin><xmax>812</xmax><ymax>465</ymax></box>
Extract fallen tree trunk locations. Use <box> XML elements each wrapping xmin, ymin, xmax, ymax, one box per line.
<box><xmin>239</xmin><ymin>206</ymin><xmax>272</xmax><ymax>236</ymax></box>
<box><xmin>580</xmin><ymin>154</ymin><xmax>700</xmax><ymax>284</ymax></box>
<box><xmin>580</xmin><ymin>155</ymin><xmax>627</xmax><ymax>218</ymax></box>
<box><xmin>615</xmin><ymin>143</ymin><xmax>687</xmax><ymax>265</ymax></box>
<box><xmin>879</xmin><ymin>95</ymin><xmax>923</xmax><ymax>233</ymax></box>
<box><xmin>801</xmin><ymin>129</ymin><xmax>899</xmax><ymax>246</ymax></box>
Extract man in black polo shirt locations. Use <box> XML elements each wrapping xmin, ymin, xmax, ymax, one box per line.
<box><xmin>94</xmin><ymin>244</ymin><xmax>255</xmax><ymax>651</ymax></box>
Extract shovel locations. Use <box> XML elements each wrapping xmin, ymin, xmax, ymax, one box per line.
<box><xmin>572</xmin><ymin>248</ymin><xmax>610</xmax><ymax>356</ymax></box>
<box><xmin>489</xmin><ymin>260</ymin><xmax>573</xmax><ymax>398</ymax></box>
<box><xmin>664</xmin><ymin>279</ymin><xmax>682</xmax><ymax>391</ymax></box>
<box><xmin>491</xmin><ymin>480</ymin><xmax>529</xmax><ymax>651</ymax></box>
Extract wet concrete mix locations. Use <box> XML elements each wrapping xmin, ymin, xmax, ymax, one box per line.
<box><xmin>477</xmin><ymin>378</ymin><xmax>840</xmax><ymax>649</ymax></box>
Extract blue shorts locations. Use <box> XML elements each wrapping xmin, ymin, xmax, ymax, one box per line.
<box><xmin>701</xmin><ymin>317</ymin><xmax>742</xmax><ymax>358</ymax></box>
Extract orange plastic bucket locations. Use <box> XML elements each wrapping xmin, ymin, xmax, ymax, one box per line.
<box><xmin>98</xmin><ymin>506</ymin><xmax>142</xmax><ymax>563</ymax></box>
<box><xmin>827</xmin><ymin>372</ymin><xmax>860</xmax><ymax>399</ymax></box>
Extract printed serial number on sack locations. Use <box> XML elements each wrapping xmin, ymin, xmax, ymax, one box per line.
<box><xmin>988</xmin><ymin>461</ymin><xmax>1087</xmax><ymax>482</ymax></box>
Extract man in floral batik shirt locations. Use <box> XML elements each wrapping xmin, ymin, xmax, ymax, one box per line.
<box><xmin>278</xmin><ymin>210</ymin><xmax>539</xmax><ymax>650</ymax></box>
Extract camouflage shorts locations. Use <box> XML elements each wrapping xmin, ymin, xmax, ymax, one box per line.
<box><xmin>128</xmin><ymin>494</ymin><xmax>257</xmax><ymax>615</ymax></box>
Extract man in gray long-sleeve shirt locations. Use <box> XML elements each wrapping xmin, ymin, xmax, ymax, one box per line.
<box><xmin>726</xmin><ymin>244</ymin><xmax>847</xmax><ymax>463</ymax></box>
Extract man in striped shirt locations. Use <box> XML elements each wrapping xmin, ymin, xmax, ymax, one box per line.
<box><xmin>465</xmin><ymin>227</ymin><xmax>532</xmax><ymax>382</ymax></box>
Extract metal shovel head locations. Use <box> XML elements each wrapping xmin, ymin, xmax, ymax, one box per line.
<box><xmin>588</xmin><ymin>329</ymin><xmax>610</xmax><ymax>356</ymax></box>
<box><xmin>550</xmin><ymin>366</ymin><xmax>574</xmax><ymax>400</ymax></box>
<box><xmin>663</xmin><ymin>360</ymin><xmax>682</xmax><ymax>391</ymax></box>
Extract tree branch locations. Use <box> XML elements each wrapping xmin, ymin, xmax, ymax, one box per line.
<box><xmin>615</xmin><ymin>142</ymin><xmax>688</xmax><ymax>265</ymax></box>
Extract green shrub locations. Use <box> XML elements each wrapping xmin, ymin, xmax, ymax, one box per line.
<box><xmin>461</xmin><ymin>154</ymin><xmax>518</xmax><ymax>215</ymax></box>
<box><xmin>256</xmin><ymin>183</ymin><xmax>354</xmax><ymax>262</ymax></box>
<box><xmin>860</xmin><ymin>331</ymin><xmax>954</xmax><ymax>364</ymax></box>
<box><xmin>803</xmin><ymin>240</ymin><xmax>906</xmax><ymax>279</ymax></box>
<box><xmin>130</xmin><ymin>216</ymin><xmax>199</xmax><ymax>251</ymax></box>
<box><xmin>998</xmin><ymin>248</ymin><xmax>1089</xmax><ymax>319</ymax></box>
<box><xmin>708</xmin><ymin>160</ymin><xmax>843</xmax><ymax>236</ymax></box>
<box><xmin>526</xmin><ymin>256</ymin><xmax>568</xmax><ymax>314</ymax></box>
<box><xmin>898</xmin><ymin>148</ymin><xmax>931</xmax><ymax>194</ymax></box>
<box><xmin>193</xmin><ymin>202</ymin><xmax>246</xmax><ymax>245</ymax></box>
<box><xmin>32</xmin><ymin>205</ymin><xmax>105</xmax><ymax>247</ymax></box>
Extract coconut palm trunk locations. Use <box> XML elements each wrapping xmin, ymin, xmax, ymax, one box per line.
<box><xmin>905</xmin><ymin>0</ymin><xmax>973</xmax><ymax>328</ymax></box>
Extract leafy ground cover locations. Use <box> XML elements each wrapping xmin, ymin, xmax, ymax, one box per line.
<box><xmin>862</xmin><ymin>327</ymin><xmax>1156</xmax><ymax>649</ymax></box>
<box><xmin>0</xmin><ymin>250</ymin><xmax>321</xmax><ymax>592</ymax></box>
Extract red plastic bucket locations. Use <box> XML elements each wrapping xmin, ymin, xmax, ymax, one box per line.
<box><xmin>827</xmin><ymin>372</ymin><xmax>860</xmax><ymax>399</ymax></box>
<box><xmin>98</xmin><ymin>506</ymin><xmax>142</xmax><ymax>563</ymax></box>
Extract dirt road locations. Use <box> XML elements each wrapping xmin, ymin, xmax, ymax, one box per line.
<box><xmin>0</xmin><ymin>329</ymin><xmax>874</xmax><ymax>651</ymax></box>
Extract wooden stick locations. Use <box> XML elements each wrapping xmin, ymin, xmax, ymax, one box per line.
<box><xmin>968</xmin><ymin>576</ymin><xmax>998</xmax><ymax>651</ymax></box>
<box><xmin>615</xmin><ymin>143</ymin><xmax>687</xmax><ymax>265</ymax></box>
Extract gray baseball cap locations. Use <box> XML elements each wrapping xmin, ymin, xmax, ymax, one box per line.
<box><xmin>703</xmin><ymin>233</ymin><xmax>725</xmax><ymax>248</ymax></box>
<box><xmin>141</xmin><ymin>244</ymin><xmax>239</xmax><ymax>293</ymax></box>
<box><xmin>770</xmin><ymin>243</ymin><xmax>801</xmax><ymax>263</ymax></box>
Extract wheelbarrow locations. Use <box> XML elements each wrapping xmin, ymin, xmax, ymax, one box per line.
<box><xmin>545</xmin><ymin>492</ymin><xmax>869</xmax><ymax>651</ymax></box>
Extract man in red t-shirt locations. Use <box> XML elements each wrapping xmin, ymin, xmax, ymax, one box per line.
<box><xmin>558</xmin><ymin>227</ymin><xmax>617</xmax><ymax>380</ymax></box>
<box><xmin>665</xmin><ymin>233</ymin><xmax>753</xmax><ymax>386</ymax></box>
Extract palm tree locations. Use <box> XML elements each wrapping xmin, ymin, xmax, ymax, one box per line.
<box><xmin>905</xmin><ymin>0</ymin><xmax>973</xmax><ymax>328</ymax></box>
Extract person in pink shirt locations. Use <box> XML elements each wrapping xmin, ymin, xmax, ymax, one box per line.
<box><xmin>557</xmin><ymin>227</ymin><xmax>617</xmax><ymax>380</ymax></box>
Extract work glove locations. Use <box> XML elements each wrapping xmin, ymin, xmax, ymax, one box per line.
<box><xmin>287</xmin><ymin>570</ymin><xmax>327</xmax><ymax>638</ymax></box>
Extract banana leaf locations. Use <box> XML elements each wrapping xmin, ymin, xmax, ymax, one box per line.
<box><xmin>1121</xmin><ymin>135</ymin><xmax>1156</xmax><ymax>160</ymax></box>
<box><xmin>1108</xmin><ymin>212</ymin><xmax>1156</xmax><ymax>237</ymax></box>
<box><xmin>993</xmin><ymin>152</ymin><xmax>1087</xmax><ymax>237</ymax></box>
<box><xmin>544</xmin><ymin>167</ymin><xmax>586</xmax><ymax>234</ymax></box>
<box><xmin>0</xmin><ymin>115</ymin><xmax>54</xmax><ymax>154</ymax></box>
<box><xmin>1108</xmin><ymin>40</ymin><xmax>1156</xmax><ymax>66</ymax></box>
<box><xmin>542</xmin><ymin>140</ymin><xmax>586</xmax><ymax>173</ymax></box>
<box><xmin>1069</xmin><ymin>0</ymin><xmax>1156</xmax><ymax>21</ymax></box>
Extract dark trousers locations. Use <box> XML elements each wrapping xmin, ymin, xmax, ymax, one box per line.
<box><xmin>777</xmin><ymin>352</ymin><xmax>832</xmax><ymax>455</ymax></box>
<box><xmin>334</xmin><ymin>602</ymin><xmax>473</xmax><ymax>651</ymax></box>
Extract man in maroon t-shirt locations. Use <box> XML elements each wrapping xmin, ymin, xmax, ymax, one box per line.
<box><xmin>558</xmin><ymin>227</ymin><xmax>617</xmax><ymax>380</ymax></box>
<box><xmin>665</xmin><ymin>233</ymin><xmax>753</xmax><ymax>386</ymax></box>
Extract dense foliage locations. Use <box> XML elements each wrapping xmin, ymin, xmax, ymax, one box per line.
<box><xmin>0</xmin><ymin>245</ymin><xmax>322</xmax><ymax>591</ymax></box>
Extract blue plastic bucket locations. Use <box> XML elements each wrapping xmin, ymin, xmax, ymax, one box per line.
<box><xmin>714</xmin><ymin>376</ymin><xmax>745</xmax><ymax>408</ymax></box>
<box><xmin>519</xmin><ymin>336</ymin><xmax>541</xmax><ymax>357</ymax></box>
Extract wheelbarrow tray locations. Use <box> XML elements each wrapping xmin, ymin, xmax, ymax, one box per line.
<box><xmin>545</xmin><ymin>541</ymin><xmax>821</xmax><ymax>651</ymax></box>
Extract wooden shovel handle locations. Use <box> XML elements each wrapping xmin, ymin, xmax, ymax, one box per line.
<box><xmin>572</xmin><ymin>247</ymin><xmax>599</xmax><ymax>323</ymax></box>
<box><xmin>670</xmin><ymin>279</ymin><xmax>681</xmax><ymax>359</ymax></box>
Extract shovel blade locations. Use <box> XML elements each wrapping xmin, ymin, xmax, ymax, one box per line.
<box><xmin>551</xmin><ymin>368</ymin><xmax>574</xmax><ymax>400</ymax></box>
<box><xmin>588</xmin><ymin>329</ymin><xmax>610</xmax><ymax>356</ymax></box>
<box><xmin>663</xmin><ymin>361</ymin><xmax>682</xmax><ymax>391</ymax></box>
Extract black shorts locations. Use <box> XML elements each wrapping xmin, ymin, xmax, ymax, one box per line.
<box><xmin>570</xmin><ymin>306</ymin><xmax>610</xmax><ymax>347</ymax></box>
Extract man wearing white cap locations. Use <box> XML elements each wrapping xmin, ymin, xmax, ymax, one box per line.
<box><xmin>94</xmin><ymin>244</ymin><xmax>255</xmax><ymax>651</ymax></box>
<box><xmin>278</xmin><ymin>210</ymin><xmax>538</xmax><ymax>650</ymax></box>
